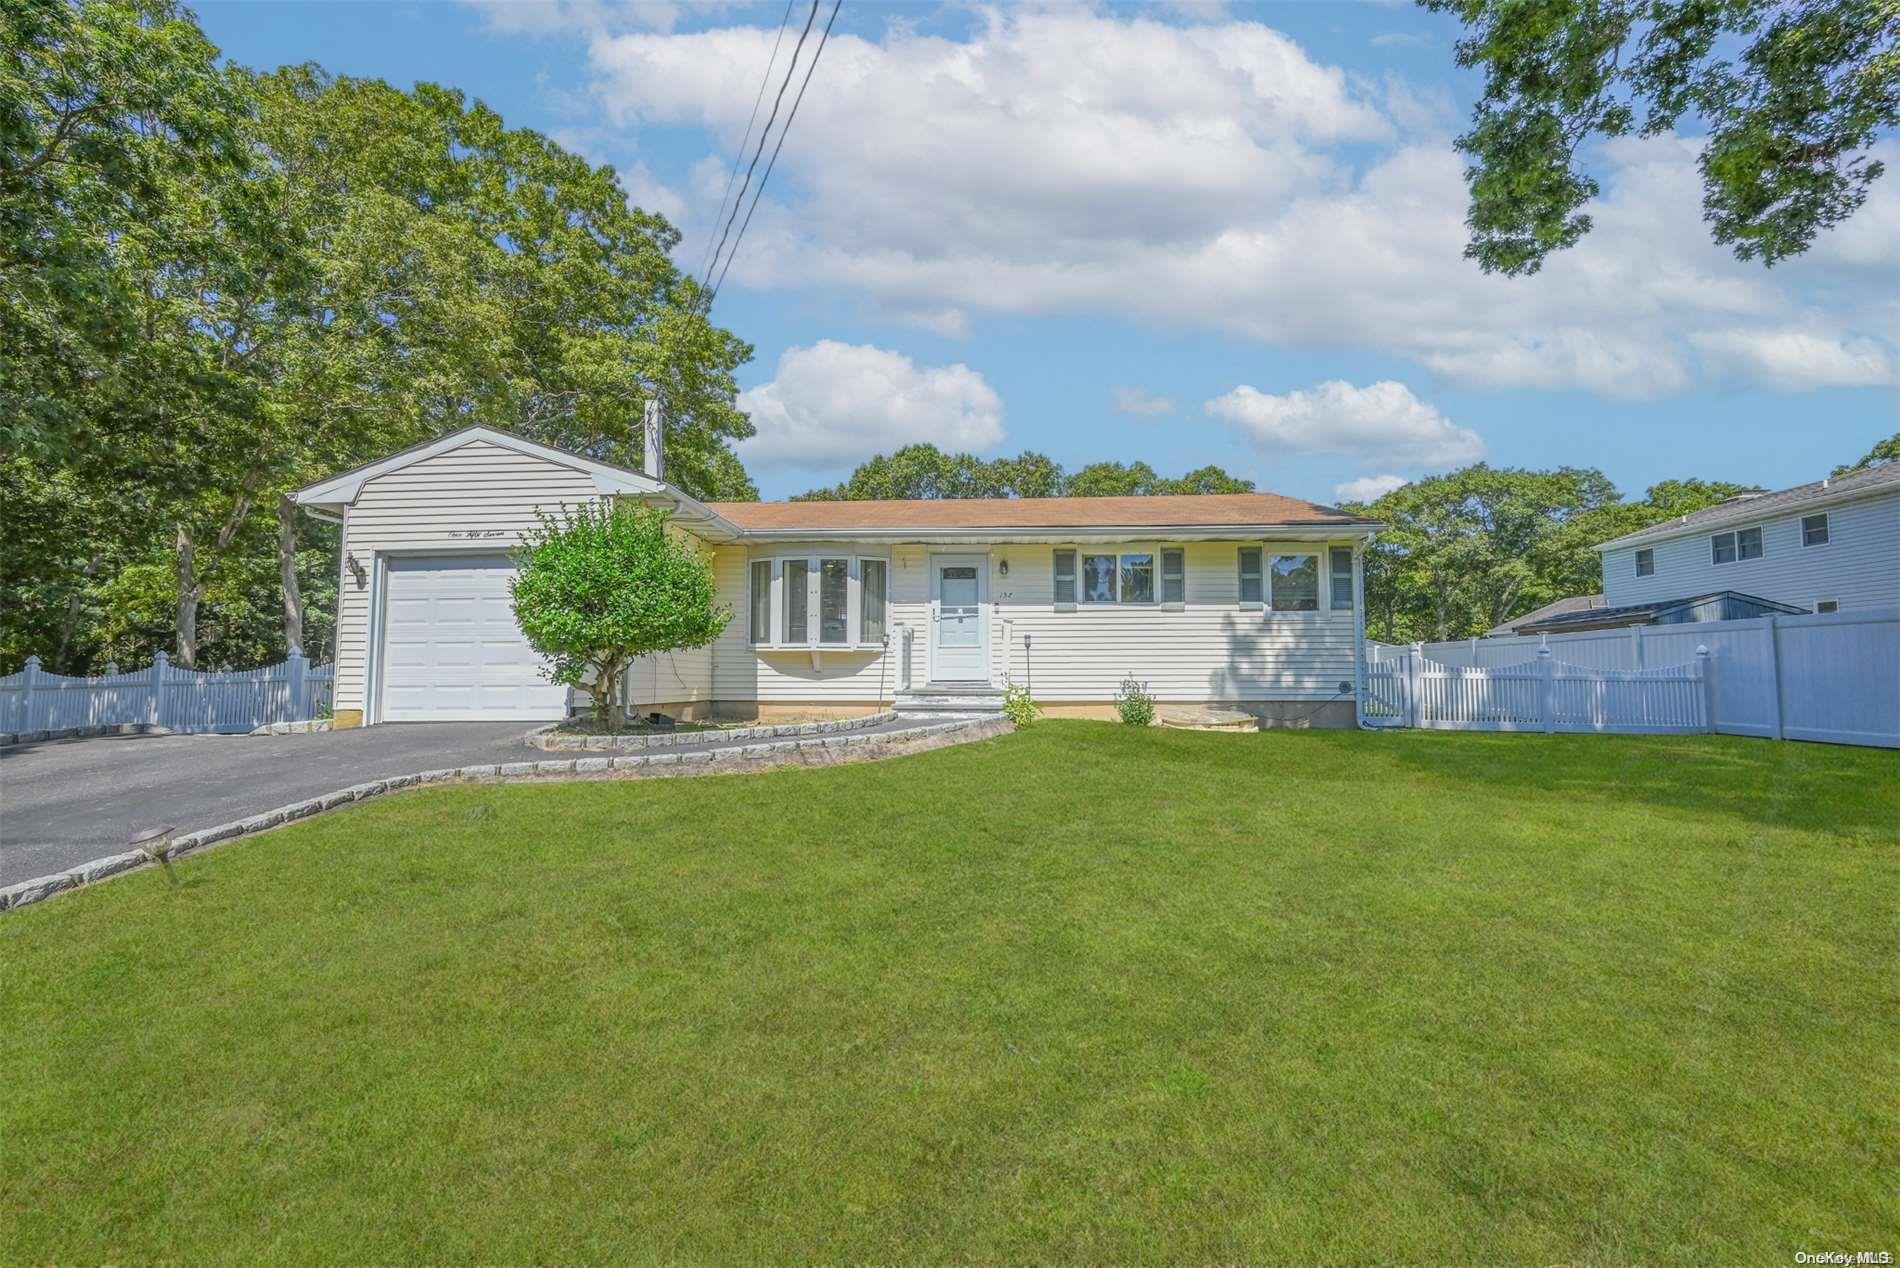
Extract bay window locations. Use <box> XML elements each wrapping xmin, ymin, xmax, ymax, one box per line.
<box><xmin>861</xmin><ymin>559</ymin><xmax>888</xmax><ymax>644</ymax></box>
<box><xmin>782</xmin><ymin>559</ymin><xmax>809</xmax><ymax>643</ymax></box>
<box><xmin>748</xmin><ymin>560</ymin><xmax>771</xmax><ymax>643</ymax></box>
<box><xmin>749</xmin><ymin>555</ymin><xmax>891</xmax><ymax>648</ymax></box>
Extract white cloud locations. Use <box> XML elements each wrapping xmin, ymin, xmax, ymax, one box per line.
<box><xmin>1691</xmin><ymin>329</ymin><xmax>1897</xmax><ymax>391</ymax></box>
<box><xmin>735</xmin><ymin>341</ymin><xmax>1005</xmax><ymax>470</ymax></box>
<box><xmin>1112</xmin><ymin>386</ymin><xmax>1176</xmax><ymax>416</ymax></box>
<box><xmin>1370</xmin><ymin>31</ymin><xmax>1429</xmax><ymax>47</ymax></box>
<box><xmin>1206</xmin><ymin>380</ymin><xmax>1484</xmax><ymax>467</ymax></box>
<box><xmin>570</xmin><ymin>11</ymin><xmax>1897</xmax><ymax>400</ymax></box>
<box><xmin>1334</xmin><ymin>474</ymin><xmax>1409</xmax><ymax>503</ymax></box>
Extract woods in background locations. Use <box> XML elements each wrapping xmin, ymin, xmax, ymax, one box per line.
<box><xmin>3</xmin><ymin>0</ymin><xmax>754</xmax><ymax>674</ymax></box>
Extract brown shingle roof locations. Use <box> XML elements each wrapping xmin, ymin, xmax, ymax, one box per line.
<box><xmin>704</xmin><ymin>492</ymin><xmax>1375</xmax><ymax>533</ymax></box>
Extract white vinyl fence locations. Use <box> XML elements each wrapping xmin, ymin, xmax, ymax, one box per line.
<box><xmin>1367</xmin><ymin>607</ymin><xmax>1900</xmax><ymax>748</ymax></box>
<box><xmin>1363</xmin><ymin>646</ymin><xmax>1712</xmax><ymax>734</ymax></box>
<box><xmin>0</xmin><ymin>649</ymin><xmax>334</xmax><ymax>737</ymax></box>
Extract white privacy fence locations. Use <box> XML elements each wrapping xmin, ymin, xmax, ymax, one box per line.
<box><xmin>1367</xmin><ymin>607</ymin><xmax>1900</xmax><ymax>748</ymax></box>
<box><xmin>0</xmin><ymin>649</ymin><xmax>334</xmax><ymax>736</ymax></box>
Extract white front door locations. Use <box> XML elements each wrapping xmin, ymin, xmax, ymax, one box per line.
<box><xmin>929</xmin><ymin>554</ymin><xmax>990</xmax><ymax>683</ymax></box>
<box><xmin>378</xmin><ymin>554</ymin><xmax>569</xmax><ymax>722</ymax></box>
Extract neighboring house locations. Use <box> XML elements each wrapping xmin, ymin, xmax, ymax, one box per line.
<box><xmin>1595</xmin><ymin>463</ymin><xmax>1900</xmax><ymax>616</ymax></box>
<box><xmin>1505</xmin><ymin>590</ymin><xmax>1805</xmax><ymax>636</ymax></box>
<box><xmin>294</xmin><ymin>426</ymin><xmax>1381</xmax><ymax>728</ymax></box>
<box><xmin>1488</xmin><ymin>594</ymin><xmax>1608</xmax><ymax>636</ymax></box>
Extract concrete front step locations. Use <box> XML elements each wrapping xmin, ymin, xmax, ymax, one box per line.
<box><xmin>894</xmin><ymin>683</ymin><xmax>1006</xmax><ymax>715</ymax></box>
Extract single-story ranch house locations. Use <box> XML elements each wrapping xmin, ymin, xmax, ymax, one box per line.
<box><xmin>294</xmin><ymin>426</ymin><xmax>1382</xmax><ymax>728</ymax></box>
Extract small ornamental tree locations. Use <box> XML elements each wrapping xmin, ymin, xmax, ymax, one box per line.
<box><xmin>510</xmin><ymin>503</ymin><xmax>729</xmax><ymax>731</ymax></box>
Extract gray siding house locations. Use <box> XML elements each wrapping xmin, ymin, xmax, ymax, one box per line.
<box><xmin>1596</xmin><ymin>463</ymin><xmax>1900</xmax><ymax>617</ymax></box>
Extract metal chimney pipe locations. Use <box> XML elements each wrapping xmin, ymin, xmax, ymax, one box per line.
<box><xmin>642</xmin><ymin>398</ymin><xmax>664</xmax><ymax>482</ymax></box>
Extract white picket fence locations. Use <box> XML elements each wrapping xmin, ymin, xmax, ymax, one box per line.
<box><xmin>1367</xmin><ymin>607</ymin><xmax>1900</xmax><ymax>748</ymax></box>
<box><xmin>0</xmin><ymin>649</ymin><xmax>335</xmax><ymax>737</ymax></box>
<box><xmin>1363</xmin><ymin>646</ymin><xmax>1712</xmax><ymax>733</ymax></box>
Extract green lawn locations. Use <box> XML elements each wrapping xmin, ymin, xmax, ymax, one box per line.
<box><xmin>3</xmin><ymin>724</ymin><xmax>1896</xmax><ymax>1262</ymax></box>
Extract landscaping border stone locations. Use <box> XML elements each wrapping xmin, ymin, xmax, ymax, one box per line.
<box><xmin>248</xmin><ymin>719</ymin><xmax>333</xmax><ymax>736</ymax></box>
<box><xmin>0</xmin><ymin>722</ymin><xmax>172</xmax><ymax>749</ymax></box>
<box><xmin>0</xmin><ymin>715</ymin><xmax>1013</xmax><ymax>914</ymax></box>
<box><xmin>525</xmin><ymin>711</ymin><xmax>899</xmax><ymax>751</ymax></box>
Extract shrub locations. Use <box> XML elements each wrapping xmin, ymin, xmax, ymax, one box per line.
<box><xmin>1001</xmin><ymin>681</ymin><xmax>1040</xmax><ymax>727</ymax></box>
<box><xmin>511</xmin><ymin>503</ymin><xmax>730</xmax><ymax>732</ymax></box>
<box><xmin>1115</xmin><ymin>673</ymin><xmax>1155</xmax><ymax>726</ymax></box>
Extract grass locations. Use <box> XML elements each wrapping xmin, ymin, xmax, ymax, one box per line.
<box><xmin>3</xmin><ymin>723</ymin><xmax>1896</xmax><ymax>1262</ymax></box>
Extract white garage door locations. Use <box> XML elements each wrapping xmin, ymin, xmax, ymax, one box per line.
<box><xmin>378</xmin><ymin>555</ymin><xmax>568</xmax><ymax>722</ymax></box>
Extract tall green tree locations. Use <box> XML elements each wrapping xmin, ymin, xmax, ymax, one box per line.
<box><xmin>795</xmin><ymin>445</ymin><xmax>1254</xmax><ymax>500</ymax></box>
<box><xmin>1346</xmin><ymin>466</ymin><xmax>1759</xmax><ymax>641</ymax></box>
<box><xmin>1424</xmin><ymin>0</ymin><xmax>1900</xmax><ymax>273</ymax></box>
<box><xmin>2</xmin><ymin>6</ymin><xmax>761</xmax><ymax>673</ymax></box>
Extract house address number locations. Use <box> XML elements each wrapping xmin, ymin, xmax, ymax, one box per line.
<box><xmin>448</xmin><ymin>529</ymin><xmax>507</xmax><ymax>539</ymax></box>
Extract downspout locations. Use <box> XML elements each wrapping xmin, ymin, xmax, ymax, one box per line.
<box><xmin>1353</xmin><ymin>537</ymin><xmax>1369</xmax><ymax>729</ymax></box>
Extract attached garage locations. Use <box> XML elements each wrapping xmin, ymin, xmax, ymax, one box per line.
<box><xmin>377</xmin><ymin>555</ymin><xmax>568</xmax><ymax>722</ymax></box>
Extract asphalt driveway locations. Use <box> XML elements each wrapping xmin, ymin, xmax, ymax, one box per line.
<box><xmin>1</xmin><ymin>723</ymin><xmax>542</xmax><ymax>884</ymax></box>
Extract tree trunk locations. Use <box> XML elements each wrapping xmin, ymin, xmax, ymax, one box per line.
<box><xmin>175</xmin><ymin>524</ymin><xmax>201</xmax><ymax>668</ymax></box>
<box><xmin>278</xmin><ymin>494</ymin><xmax>304</xmax><ymax>654</ymax></box>
<box><xmin>595</xmin><ymin>657</ymin><xmax>623</xmax><ymax>732</ymax></box>
<box><xmin>54</xmin><ymin>552</ymin><xmax>102</xmax><ymax>672</ymax></box>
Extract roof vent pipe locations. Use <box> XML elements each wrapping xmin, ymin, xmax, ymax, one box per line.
<box><xmin>642</xmin><ymin>399</ymin><xmax>664</xmax><ymax>483</ymax></box>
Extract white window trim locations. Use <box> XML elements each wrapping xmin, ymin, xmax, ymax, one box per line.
<box><xmin>1266</xmin><ymin>549</ymin><xmax>1324</xmax><ymax>616</ymax></box>
<box><xmin>1635</xmin><ymin>547</ymin><xmax>1655</xmax><ymax>577</ymax></box>
<box><xmin>1712</xmin><ymin>527</ymin><xmax>1763</xmax><ymax>565</ymax></box>
<box><xmin>746</xmin><ymin>552</ymin><xmax>891</xmax><ymax>650</ymax></box>
<box><xmin>1802</xmin><ymin>513</ymin><xmax>1831</xmax><ymax>548</ymax></box>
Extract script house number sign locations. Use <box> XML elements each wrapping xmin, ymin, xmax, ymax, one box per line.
<box><xmin>448</xmin><ymin>529</ymin><xmax>507</xmax><ymax>539</ymax></box>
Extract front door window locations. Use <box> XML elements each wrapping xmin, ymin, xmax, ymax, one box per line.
<box><xmin>938</xmin><ymin>566</ymin><xmax>979</xmax><ymax>646</ymax></box>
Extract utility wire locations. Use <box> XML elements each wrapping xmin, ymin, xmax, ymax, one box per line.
<box><xmin>699</xmin><ymin>0</ymin><xmax>822</xmax><ymax>301</ymax></box>
<box><xmin>709</xmin><ymin>0</ymin><xmax>841</xmax><ymax>305</ymax></box>
<box><xmin>696</xmin><ymin>0</ymin><xmax>797</xmax><ymax>287</ymax></box>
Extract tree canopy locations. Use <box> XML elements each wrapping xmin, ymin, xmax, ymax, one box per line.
<box><xmin>794</xmin><ymin>445</ymin><xmax>1256</xmax><ymax>501</ymax></box>
<box><xmin>1833</xmin><ymin>430</ymin><xmax>1899</xmax><ymax>475</ymax></box>
<box><xmin>1424</xmin><ymin>0</ymin><xmax>1900</xmax><ymax>274</ymax></box>
<box><xmin>1</xmin><ymin>0</ymin><xmax>755</xmax><ymax>672</ymax></box>
<box><xmin>1344</xmin><ymin>465</ymin><xmax>1759</xmax><ymax>642</ymax></box>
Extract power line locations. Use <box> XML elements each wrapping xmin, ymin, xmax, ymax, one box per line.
<box><xmin>696</xmin><ymin>0</ymin><xmax>797</xmax><ymax>287</ymax></box>
<box><xmin>709</xmin><ymin>0</ymin><xmax>841</xmax><ymax>305</ymax></box>
<box><xmin>699</xmin><ymin>0</ymin><xmax>822</xmax><ymax>300</ymax></box>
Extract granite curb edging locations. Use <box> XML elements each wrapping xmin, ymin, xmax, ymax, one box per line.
<box><xmin>248</xmin><ymin>719</ymin><xmax>334</xmax><ymax>736</ymax></box>
<box><xmin>1</xmin><ymin>722</ymin><xmax>173</xmax><ymax>749</ymax></box>
<box><xmin>0</xmin><ymin>715</ymin><xmax>1013</xmax><ymax>914</ymax></box>
<box><xmin>526</xmin><ymin>711</ymin><xmax>900</xmax><ymax>751</ymax></box>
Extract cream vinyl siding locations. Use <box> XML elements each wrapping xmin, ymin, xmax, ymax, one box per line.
<box><xmin>993</xmin><ymin>541</ymin><xmax>1359</xmax><ymax>701</ymax></box>
<box><xmin>1600</xmin><ymin>492</ymin><xmax>1900</xmax><ymax>613</ymax></box>
<box><xmin>332</xmin><ymin>440</ymin><xmax>604</xmax><ymax>714</ymax></box>
<box><xmin>701</xmin><ymin>538</ymin><xmax>1360</xmax><ymax>703</ymax></box>
<box><xmin>706</xmin><ymin>543</ymin><xmax>918</xmax><ymax>704</ymax></box>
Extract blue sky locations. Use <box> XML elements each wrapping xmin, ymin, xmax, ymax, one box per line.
<box><xmin>196</xmin><ymin>1</ymin><xmax>1897</xmax><ymax>503</ymax></box>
